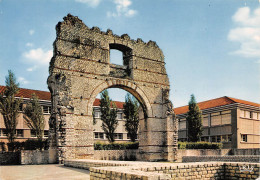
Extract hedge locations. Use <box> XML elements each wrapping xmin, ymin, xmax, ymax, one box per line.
<box><xmin>4</xmin><ymin>139</ymin><xmax>49</xmax><ymax>152</ymax></box>
<box><xmin>178</xmin><ymin>142</ymin><xmax>223</xmax><ymax>149</ymax></box>
<box><xmin>94</xmin><ymin>142</ymin><xmax>139</xmax><ymax>150</ymax></box>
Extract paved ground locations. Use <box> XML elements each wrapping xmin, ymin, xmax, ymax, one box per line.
<box><xmin>0</xmin><ymin>164</ymin><xmax>90</xmax><ymax>180</ymax></box>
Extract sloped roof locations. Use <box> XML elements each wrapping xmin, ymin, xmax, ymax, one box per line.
<box><xmin>93</xmin><ymin>98</ymin><xmax>124</xmax><ymax>109</ymax></box>
<box><xmin>174</xmin><ymin>96</ymin><xmax>260</xmax><ymax>115</ymax></box>
<box><xmin>0</xmin><ymin>85</ymin><xmax>124</xmax><ymax>108</ymax></box>
<box><xmin>0</xmin><ymin>85</ymin><xmax>51</xmax><ymax>101</ymax></box>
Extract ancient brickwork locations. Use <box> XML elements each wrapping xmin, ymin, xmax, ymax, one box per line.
<box><xmin>48</xmin><ymin>14</ymin><xmax>177</xmax><ymax>162</ymax></box>
<box><xmin>64</xmin><ymin>159</ymin><xmax>260</xmax><ymax>180</ymax></box>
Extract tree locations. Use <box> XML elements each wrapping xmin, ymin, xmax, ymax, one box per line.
<box><xmin>23</xmin><ymin>94</ymin><xmax>45</xmax><ymax>140</ymax></box>
<box><xmin>123</xmin><ymin>93</ymin><xmax>139</xmax><ymax>142</ymax></box>
<box><xmin>0</xmin><ymin>70</ymin><xmax>22</xmax><ymax>143</ymax></box>
<box><xmin>99</xmin><ymin>90</ymin><xmax>118</xmax><ymax>143</ymax></box>
<box><xmin>186</xmin><ymin>94</ymin><xmax>203</xmax><ymax>142</ymax></box>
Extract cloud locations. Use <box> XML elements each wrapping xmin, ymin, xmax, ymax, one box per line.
<box><xmin>18</xmin><ymin>77</ymin><xmax>29</xmax><ymax>85</ymax></box>
<box><xmin>107</xmin><ymin>0</ymin><xmax>137</xmax><ymax>18</ymax></box>
<box><xmin>29</xmin><ymin>29</ymin><xmax>35</xmax><ymax>35</ymax></box>
<box><xmin>228</xmin><ymin>7</ymin><xmax>260</xmax><ymax>62</ymax></box>
<box><xmin>75</xmin><ymin>0</ymin><xmax>101</xmax><ymax>7</ymax></box>
<box><xmin>22</xmin><ymin>48</ymin><xmax>53</xmax><ymax>71</ymax></box>
<box><xmin>26</xmin><ymin>43</ymin><xmax>34</xmax><ymax>47</ymax></box>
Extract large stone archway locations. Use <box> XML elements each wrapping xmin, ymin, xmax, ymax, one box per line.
<box><xmin>48</xmin><ymin>14</ymin><xmax>178</xmax><ymax>163</ymax></box>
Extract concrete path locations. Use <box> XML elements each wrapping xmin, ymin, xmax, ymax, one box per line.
<box><xmin>0</xmin><ymin>164</ymin><xmax>90</xmax><ymax>180</ymax></box>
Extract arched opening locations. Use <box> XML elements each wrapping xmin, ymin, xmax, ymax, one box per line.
<box><xmin>92</xmin><ymin>88</ymin><xmax>145</xmax><ymax>144</ymax></box>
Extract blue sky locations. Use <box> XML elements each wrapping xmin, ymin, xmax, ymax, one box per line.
<box><xmin>0</xmin><ymin>0</ymin><xmax>259</xmax><ymax>107</ymax></box>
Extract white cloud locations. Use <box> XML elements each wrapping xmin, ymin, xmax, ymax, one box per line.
<box><xmin>22</xmin><ymin>48</ymin><xmax>53</xmax><ymax>71</ymax></box>
<box><xmin>26</xmin><ymin>43</ymin><xmax>34</xmax><ymax>47</ymax></box>
<box><xmin>107</xmin><ymin>0</ymin><xmax>137</xmax><ymax>18</ymax></box>
<box><xmin>75</xmin><ymin>0</ymin><xmax>101</xmax><ymax>7</ymax></box>
<box><xmin>18</xmin><ymin>77</ymin><xmax>29</xmax><ymax>85</ymax></box>
<box><xmin>228</xmin><ymin>7</ymin><xmax>260</xmax><ymax>62</ymax></box>
<box><xmin>29</xmin><ymin>29</ymin><xmax>35</xmax><ymax>35</ymax></box>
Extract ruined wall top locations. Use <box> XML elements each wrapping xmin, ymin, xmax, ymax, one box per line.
<box><xmin>55</xmin><ymin>14</ymin><xmax>164</xmax><ymax>62</ymax></box>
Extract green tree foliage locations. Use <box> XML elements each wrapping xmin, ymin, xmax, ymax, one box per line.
<box><xmin>123</xmin><ymin>93</ymin><xmax>139</xmax><ymax>142</ymax></box>
<box><xmin>0</xmin><ymin>70</ymin><xmax>22</xmax><ymax>143</ymax></box>
<box><xmin>99</xmin><ymin>90</ymin><xmax>118</xmax><ymax>143</ymax></box>
<box><xmin>23</xmin><ymin>94</ymin><xmax>45</xmax><ymax>140</ymax></box>
<box><xmin>186</xmin><ymin>94</ymin><xmax>203</xmax><ymax>142</ymax></box>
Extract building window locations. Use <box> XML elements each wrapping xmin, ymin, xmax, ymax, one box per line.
<box><xmin>241</xmin><ymin>134</ymin><xmax>247</xmax><ymax>142</ymax></box>
<box><xmin>42</xmin><ymin>106</ymin><xmax>51</xmax><ymax>114</ymax></box>
<box><xmin>253</xmin><ymin>112</ymin><xmax>257</xmax><ymax>119</ymax></box>
<box><xmin>202</xmin><ymin>115</ymin><xmax>209</xmax><ymax>127</ymax></box>
<box><xmin>222</xmin><ymin>135</ymin><xmax>227</xmax><ymax>142</ymax></box>
<box><xmin>179</xmin><ymin>120</ymin><xmax>186</xmax><ymax>130</ymax></box>
<box><xmin>211</xmin><ymin>115</ymin><xmax>221</xmax><ymax>126</ymax></box>
<box><xmin>114</xmin><ymin>133</ymin><xmax>123</xmax><ymax>140</ymax></box>
<box><xmin>216</xmin><ymin>136</ymin><xmax>221</xmax><ymax>142</ymax></box>
<box><xmin>211</xmin><ymin>136</ymin><xmax>216</xmax><ymax>142</ymax></box>
<box><xmin>221</xmin><ymin>113</ymin><xmax>231</xmax><ymax>124</ymax></box>
<box><xmin>249</xmin><ymin>112</ymin><xmax>253</xmax><ymax>119</ymax></box>
<box><xmin>19</xmin><ymin>103</ymin><xmax>23</xmax><ymax>111</ymax></box>
<box><xmin>16</xmin><ymin>129</ymin><xmax>23</xmax><ymax>137</ymax></box>
<box><xmin>31</xmin><ymin>130</ymin><xmax>36</xmax><ymax>137</ymax></box>
<box><xmin>94</xmin><ymin>111</ymin><xmax>100</xmax><ymax>118</ymax></box>
<box><xmin>2</xmin><ymin>129</ymin><xmax>8</xmax><ymax>137</ymax></box>
<box><xmin>117</xmin><ymin>113</ymin><xmax>123</xmax><ymax>120</ymax></box>
<box><xmin>245</xmin><ymin>111</ymin><xmax>250</xmax><ymax>118</ymax></box>
<box><xmin>94</xmin><ymin>132</ymin><xmax>98</xmax><ymax>139</ymax></box>
<box><xmin>228</xmin><ymin>135</ymin><xmax>232</xmax><ymax>142</ymax></box>
<box><xmin>94</xmin><ymin>132</ymin><xmax>104</xmax><ymax>139</ymax></box>
<box><xmin>44</xmin><ymin>130</ymin><xmax>48</xmax><ymax>138</ymax></box>
<box><xmin>240</xmin><ymin>110</ymin><xmax>246</xmax><ymax>118</ymax></box>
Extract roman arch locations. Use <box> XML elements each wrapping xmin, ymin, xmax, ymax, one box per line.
<box><xmin>47</xmin><ymin>14</ymin><xmax>178</xmax><ymax>163</ymax></box>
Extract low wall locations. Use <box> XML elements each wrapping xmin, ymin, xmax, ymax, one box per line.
<box><xmin>233</xmin><ymin>148</ymin><xmax>260</xmax><ymax>155</ymax></box>
<box><xmin>177</xmin><ymin>149</ymin><xmax>231</xmax><ymax>162</ymax></box>
<box><xmin>0</xmin><ymin>152</ymin><xmax>20</xmax><ymax>165</ymax></box>
<box><xmin>94</xmin><ymin>150</ymin><xmax>139</xmax><ymax>161</ymax></box>
<box><xmin>183</xmin><ymin>155</ymin><xmax>260</xmax><ymax>163</ymax></box>
<box><xmin>20</xmin><ymin>150</ymin><xmax>49</xmax><ymax>165</ymax></box>
<box><xmin>93</xmin><ymin>149</ymin><xmax>258</xmax><ymax>162</ymax></box>
<box><xmin>64</xmin><ymin>159</ymin><xmax>260</xmax><ymax>179</ymax></box>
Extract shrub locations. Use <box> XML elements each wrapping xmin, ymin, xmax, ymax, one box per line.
<box><xmin>178</xmin><ymin>141</ymin><xmax>222</xmax><ymax>149</ymax></box>
<box><xmin>94</xmin><ymin>142</ymin><xmax>139</xmax><ymax>150</ymax></box>
<box><xmin>7</xmin><ymin>141</ymin><xmax>23</xmax><ymax>152</ymax></box>
<box><xmin>24</xmin><ymin>139</ymin><xmax>48</xmax><ymax>150</ymax></box>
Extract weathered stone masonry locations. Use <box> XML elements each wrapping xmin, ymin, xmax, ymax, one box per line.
<box><xmin>48</xmin><ymin>14</ymin><xmax>177</xmax><ymax>163</ymax></box>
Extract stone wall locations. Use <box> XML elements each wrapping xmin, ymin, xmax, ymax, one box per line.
<box><xmin>64</xmin><ymin>159</ymin><xmax>260</xmax><ymax>180</ymax></box>
<box><xmin>233</xmin><ymin>148</ymin><xmax>260</xmax><ymax>155</ymax></box>
<box><xmin>177</xmin><ymin>149</ymin><xmax>231</xmax><ymax>162</ymax></box>
<box><xmin>0</xmin><ymin>152</ymin><xmax>20</xmax><ymax>165</ymax></box>
<box><xmin>182</xmin><ymin>155</ymin><xmax>260</xmax><ymax>163</ymax></box>
<box><xmin>93</xmin><ymin>149</ymin><xmax>258</xmax><ymax>162</ymax></box>
<box><xmin>94</xmin><ymin>150</ymin><xmax>139</xmax><ymax>161</ymax></box>
<box><xmin>20</xmin><ymin>150</ymin><xmax>49</xmax><ymax>165</ymax></box>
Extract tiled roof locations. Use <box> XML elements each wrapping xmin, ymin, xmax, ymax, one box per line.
<box><xmin>93</xmin><ymin>98</ymin><xmax>124</xmax><ymax>109</ymax></box>
<box><xmin>174</xmin><ymin>96</ymin><xmax>260</xmax><ymax>115</ymax></box>
<box><xmin>0</xmin><ymin>85</ymin><xmax>124</xmax><ymax>109</ymax></box>
<box><xmin>0</xmin><ymin>85</ymin><xmax>51</xmax><ymax>101</ymax></box>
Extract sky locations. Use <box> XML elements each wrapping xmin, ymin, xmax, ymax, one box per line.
<box><xmin>0</xmin><ymin>0</ymin><xmax>259</xmax><ymax>107</ymax></box>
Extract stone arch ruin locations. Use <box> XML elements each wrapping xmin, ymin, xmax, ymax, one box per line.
<box><xmin>48</xmin><ymin>14</ymin><xmax>177</xmax><ymax>163</ymax></box>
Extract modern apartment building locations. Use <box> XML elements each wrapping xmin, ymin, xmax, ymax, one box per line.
<box><xmin>0</xmin><ymin>86</ymin><xmax>128</xmax><ymax>144</ymax></box>
<box><xmin>175</xmin><ymin>96</ymin><xmax>260</xmax><ymax>149</ymax></box>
